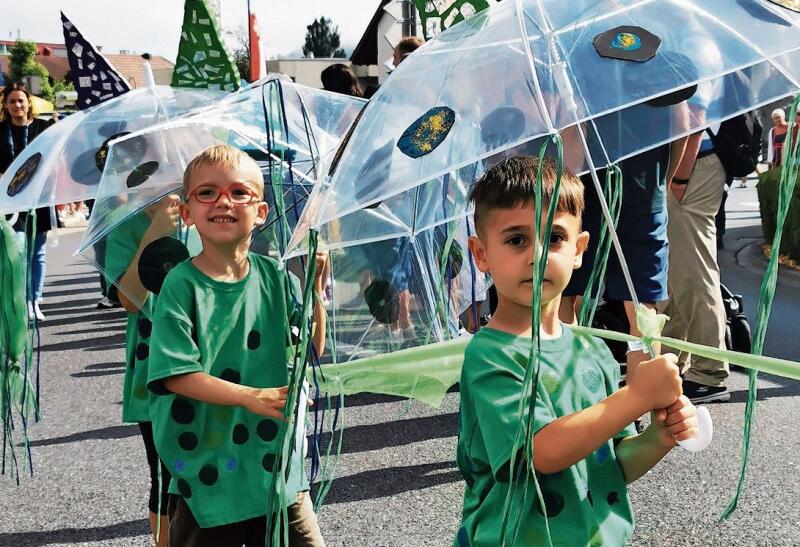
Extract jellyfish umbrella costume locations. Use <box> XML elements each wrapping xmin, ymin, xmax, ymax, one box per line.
<box><xmin>78</xmin><ymin>77</ymin><xmax>366</xmax><ymax>315</ymax></box>
<box><xmin>279</xmin><ymin>0</ymin><xmax>800</xmax><ymax>537</ymax></box>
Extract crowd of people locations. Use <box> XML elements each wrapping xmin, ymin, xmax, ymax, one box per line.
<box><xmin>1</xmin><ymin>31</ymin><xmax>797</xmax><ymax>547</ymax></box>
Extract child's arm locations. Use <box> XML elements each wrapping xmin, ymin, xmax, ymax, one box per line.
<box><xmin>532</xmin><ymin>354</ymin><xmax>682</xmax><ymax>475</ymax></box>
<box><xmin>117</xmin><ymin>196</ymin><xmax>181</xmax><ymax>313</ymax></box>
<box><xmin>164</xmin><ymin>372</ymin><xmax>288</xmax><ymax>420</ymax></box>
<box><xmin>615</xmin><ymin>396</ymin><xmax>698</xmax><ymax>483</ymax></box>
<box><xmin>311</xmin><ymin>251</ymin><xmax>329</xmax><ymax>356</ymax></box>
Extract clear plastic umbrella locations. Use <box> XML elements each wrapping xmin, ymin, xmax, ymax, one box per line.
<box><xmin>0</xmin><ymin>85</ymin><xmax>226</xmax><ymax>215</ymax></box>
<box><xmin>77</xmin><ymin>77</ymin><xmax>366</xmax><ymax>315</ymax></box>
<box><xmin>289</xmin><ymin>0</ymin><xmax>800</xmax><ymax>244</ymax></box>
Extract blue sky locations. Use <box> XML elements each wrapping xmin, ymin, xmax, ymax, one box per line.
<box><xmin>2</xmin><ymin>0</ymin><xmax>379</xmax><ymax>60</ymax></box>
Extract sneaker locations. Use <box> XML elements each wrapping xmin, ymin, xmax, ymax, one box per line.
<box><xmin>96</xmin><ymin>296</ymin><xmax>121</xmax><ymax>309</ymax></box>
<box><xmin>27</xmin><ymin>302</ymin><xmax>34</xmax><ymax>321</ymax></box>
<box><xmin>683</xmin><ymin>379</ymin><xmax>730</xmax><ymax>403</ymax></box>
<box><xmin>33</xmin><ymin>301</ymin><xmax>46</xmax><ymax>321</ymax></box>
<box><xmin>402</xmin><ymin>326</ymin><xmax>417</xmax><ymax>342</ymax></box>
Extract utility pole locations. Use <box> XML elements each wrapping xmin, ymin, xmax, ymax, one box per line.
<box><xmin>401</xmin><ymin>0</ymin><xmax>418</xmax><ymax>36</ymax></box>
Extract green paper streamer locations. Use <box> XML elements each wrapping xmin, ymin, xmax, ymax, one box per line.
<box><xmin>172</xmin><ymin>0</ymin><xmax>240</xmax><ymax>91</ymax></box>
<box><xmin>308</xmin><ymin>337</ymin><xmax>469</xmax><ymax>407</ymax></box>
<box><xmin>308</xmin><ymin>322</ymin><xmax>800</xmax><ymax>407</ymax></box>
<box><xmin>0</xmin><ymin>217</ymin><xmax>37</xmax><ymax>483</ymax></box>
<box><xmin>720</xmin><ymin>94</ymin><xmax>800</xmax><ymax>520</ymax></box>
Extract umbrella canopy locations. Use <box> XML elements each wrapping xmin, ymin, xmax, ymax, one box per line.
<box><xmin>288</xmin><ymin>0</ymin><xmax>800</xmax><ymax>245</ymax></box>
<box><xmin>79</xmin><ymin>77</ymin><xmax>365</xmax><ymax>254</ymax></box>
<box><xmin>77</xmin><ymin>78</ymin><xmax>366</xmax><ymax>317</ymax></box>
<box><xmin>0</xmin><ymin>85</ymin><xmax>226</xmax><ymax>215</ymax></box>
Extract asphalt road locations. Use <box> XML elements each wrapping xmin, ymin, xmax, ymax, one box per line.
<box><xmin>0</xmin><ymin>183</ymin><xmax>798</xmax><ymax>546</ymax></box>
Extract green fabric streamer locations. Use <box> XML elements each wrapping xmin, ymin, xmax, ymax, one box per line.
<box><xmin>0</xmin><ymin>217</ymin><xmax>36</xmax><ymax>482</ymax></box>
<box><xmin>172</xmin><ymin>0</ymin><xmax>240</xmax><ymax>91</ymax></box>
<box><xmin>309</xmin><ymin>337</ymin><xmax>469</xmax><ymax>407</ymax></box>
<box><xmin>720</xmin><ymin>94</ymin><xmax>800</xmax><ymax>520</ymax></box>
<box><xmin>266</xmin><ymin>229</ymin><xmax>320</xmax><ymax>546</ymax></box>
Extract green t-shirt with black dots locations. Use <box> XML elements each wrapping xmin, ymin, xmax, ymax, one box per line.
<box><xmin>146</xmin><ymin>254</ymin><xmax>308</xmax><ymax>528</ymax></box>
<box><xmin>455</xmin><ymin>326</ymin><xmax>636</xmax><ymax>547</ymax></box>
<box><xmin>104</xmin><ymin>212</ymin><xmax>153</xmax><ymax>424</ymax></box>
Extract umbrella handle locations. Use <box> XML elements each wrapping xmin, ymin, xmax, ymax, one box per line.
<box><xmin>677</xmin><ymin>405</ymin><xmax>713</xmax><ymax>452</ymax></box>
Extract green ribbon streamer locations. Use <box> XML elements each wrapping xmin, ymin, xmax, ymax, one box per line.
<box><xmin>720</xmin><ymin>94</ymin><xmax>800</xmax><ymax>520</ymax></box>
<box><xmin>308</xmin><ymin>323</ymin><xmax>800</xmax><ymax>405</ymax></box>
<box><xmin>309</xmin><ymin>337</ymin><xmax>469</xmax><ymax>407</ymax></box>
<box><xmin>0</xmin><ymin>217</ymin><xmax>36</xmax><ymax>482</ymax></box>
<box><xmin>266</xmin><ymin>229</ymin><xmax>320</xmax><ymax>546</ymax></box>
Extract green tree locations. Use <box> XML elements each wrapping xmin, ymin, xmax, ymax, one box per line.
<box><xmin>7</xmin><ymin>40</ymin><xmax>55</xmax><ymax>102</ymax></box>
<box><xmin>302</xmin><ymin>17</ymin><xmax>346</xmax><ymax>58</ymax></box>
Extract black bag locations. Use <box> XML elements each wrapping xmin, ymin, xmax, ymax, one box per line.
<box><xmin>707</xmin><ymin>113</ymin><xmax>763</xmax><ymax>178</ymax></box>
<box><xmin>721</xmin><ymin>283</ymin><xmax>752</xmax><ymax>356</ymax></box>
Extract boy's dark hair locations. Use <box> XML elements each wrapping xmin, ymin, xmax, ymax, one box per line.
<box><xmin>469</xmin><ymin>155</ymin><xmax>584</xmax><ymax>233</ymax></box>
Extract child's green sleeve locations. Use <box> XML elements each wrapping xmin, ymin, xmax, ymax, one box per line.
<box><xmin>467</xmin><ymin>345</ymin><xmax>558</xmax><ymax>481</ymax></box>
<box><xmin>147</xmin><ymin>271</ymin><xmax>203</xmax><ymax>391</ymax></box>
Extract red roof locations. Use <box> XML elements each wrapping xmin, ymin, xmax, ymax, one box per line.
<box><xmin>0</xmin><ymin>54</ymin><xmax>174</xmax><ymax>88</ymax></box>
<box><xmin>103</xmin><ymin>55</ymin><xmax>175</xmax><ymax>88</ymax></box>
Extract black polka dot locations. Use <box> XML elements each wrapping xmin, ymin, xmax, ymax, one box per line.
<box><xmin>221</xmin><ymin>368</ymin><xmax>241</xmax><ymax>384</ymax></box>
<box><xmin>171</xmin><ymin>398</ymin><xmax>195</xmax><ymax>424</ymax></box>
<box><xmin>535</xmin><ymin>489</ymin><xmax>565</xmax><ymax>518</ymax></box>
<box><xmin>232</xmin><ymin>424</ymin><xmax>249</xmax><ymax>445</ymax></box>
<box><xmin>178</xmin><ymin>432</ymin><xmax>198</xmax><ymax>451</ymax></box>
<box><xmin>199</xmin><ymin>464</ymin><xmax>219</xmax><ymax>486</ymax></box>
<box><xmin>262</xmin><ymin>453</ymin><xmax>276</xmax><ymax>472</ymax></box>
<box><xmin>247</xmin><ymin>330</ymin><xmax>261</xmax><ymax>350</ymax></box>
<box><xmin>177</xmin><ymin>478</ymin><xmax>192</xmax><ymax>498</ymax></box>
<box><xmin>257</xmin><ymin>419</ymin><xmax>279</xmax><ymax>442</ymax></box>
<box><xmin>135</xmin><ymin>343</ymin><xmax>149</xmax><ymax>361</ymax></box>
<box><xmin>607</xmin><ymin>491</ymin><xmax>620</xmax><ymax>505</ymax></box>
<box><xmin>138</xmin><ymin>318</ymin><xmax>152</xmax><ymax>339</ymax></box>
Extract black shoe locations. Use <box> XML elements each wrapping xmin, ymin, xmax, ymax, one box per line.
<box><xmin>683</xmin><ymin>379</ymin><xmax>730</xmax><ymax>403</ymax></box>
<box><xmin>97</xmin><ymin>296</ymin><xmax>121</xmax><ymax>309</ymax></box>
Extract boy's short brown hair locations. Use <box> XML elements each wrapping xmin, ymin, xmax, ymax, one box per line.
<box><xmin>469</xmin><ymin>155</ymin><xmax>584</xmax><ymax>233</ymax></box>
<box><xmin>182</xmin><ymin>144</ymin><xmax>265</xmax><ymax>198</ymax></box>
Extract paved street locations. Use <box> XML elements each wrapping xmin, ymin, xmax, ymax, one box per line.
<box><xmin>1</xmin><ymin>181</ymin><xmax>799</xmax><ymax>546</ymax></box>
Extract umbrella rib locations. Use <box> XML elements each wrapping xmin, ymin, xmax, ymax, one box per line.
<box><xmin>515</xmin><ymin>0</ymin><xmax>555</xmax><ymax>133</ymax></box>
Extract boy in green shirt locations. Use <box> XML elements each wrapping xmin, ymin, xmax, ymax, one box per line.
<box><xmin>457</xmin><ymin>156</ymin><xmax>700</xmax><ymax>546</ymax></box>
<box><xmin>147</xmin><ymin>144</ymin><xmax>327</xmax><ymax>546</ymax></box>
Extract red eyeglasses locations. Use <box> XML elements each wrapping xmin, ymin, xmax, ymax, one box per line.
<box><xmin>186</xmin><ymin>184</ymin><xmax>261</xmax><ymax>205</ymax></box>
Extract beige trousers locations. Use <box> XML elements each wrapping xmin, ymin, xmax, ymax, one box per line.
<box><xmin>659</xmin><ymin>153</ymin><xmax>730</xmax><ymax>387</ymax></box>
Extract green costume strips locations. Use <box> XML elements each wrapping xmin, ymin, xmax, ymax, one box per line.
<box><xmin>172</xmin><ymin>0</ymin><xmax>240</xmax><ymax>91</ymax></box>
<box><xmin>1</xmin><ymin>218</ymin><xmax>36</xmax><ymax>480</ymax></box>
<box><xmin>456</xmin><ymin>327</ymin><xmax>635</xmax><ymax>546</ymax></box>
<box><xmin>147</xmin><ymin>255</ymin><xmax>306</xmax><ymax>528</ymax></box>
<box><xmin>103</xmin><ymin>213</ymin><xmax>153</xmax><ymax>423</ymax></box>
<box><xmin>312</xmin><ymin>337</ymin><xmax>468</xmax><ymax>407</ymax></box>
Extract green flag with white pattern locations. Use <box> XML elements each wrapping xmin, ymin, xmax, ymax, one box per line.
<box><xmin>172</xmin><ymin>0</ymin><xmax>240</xmax><ymax>91</ymax></box>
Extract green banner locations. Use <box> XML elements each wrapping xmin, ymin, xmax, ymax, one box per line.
<box><xmin>172</xmin><ymin>0</ymin><xmax>240</xmax><ymax>91</ymax></box>
<box><xmin>413</xmin><ymin>0</ymin><xmax>493</xmax><ymax>39</ymax></box>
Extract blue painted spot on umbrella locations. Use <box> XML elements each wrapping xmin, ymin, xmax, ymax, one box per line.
<box><xmin>397</xmin><ymin>106</ymin><xmax>455</xmax><ymax>159</ymax></box>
